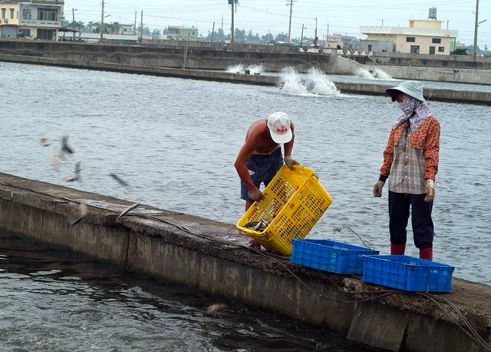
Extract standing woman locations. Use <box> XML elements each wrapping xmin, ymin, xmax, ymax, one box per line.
<box><xmin>373</xmin><ymin>81</ymin><xmax>440</xmax><ymax>260</ymax></box>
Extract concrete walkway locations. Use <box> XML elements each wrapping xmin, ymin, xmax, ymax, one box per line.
<box><xmin>0</xmin><ymin>173</ymin><xmax>489</xmax><ymax>352</ymax></box>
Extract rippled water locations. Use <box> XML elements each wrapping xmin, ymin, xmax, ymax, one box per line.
<box><xmin>0</xmin><ymin>232</ymin><xmax>378</xmax><ymax>351</ymax></box>
<box><xmin>0</xmin><ymin>61</ymin><xmax>490</xmax><ymax>288</ymax></box>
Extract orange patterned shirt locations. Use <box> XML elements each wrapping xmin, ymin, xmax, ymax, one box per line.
<box><xmin>380</xmin><ymin>116</ymin><xmax>440</xmax><ymax>181</ymax></box>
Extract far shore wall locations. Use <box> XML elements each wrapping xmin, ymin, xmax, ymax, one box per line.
<box><xmin>2</xmin><ymin>39</ymin><xmax>491</xmax><ymax>85</ymax></box>
<box><xmin>0</xmin><ymin>39</ymin><xmax>360</xmax><ymax>74</ymax></box>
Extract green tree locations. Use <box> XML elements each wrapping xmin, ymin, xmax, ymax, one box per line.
<box><xmin>451</xmin><ymin>48</ymin><xmax>468</xmax><ymax>55</ymax></box>
<box><xmin>67</xmin><ymin>20</ymin><xmax>84</xmax><ymax>31</ymax></box>
<box><xmin>275</xmin><ymin>32</ymin><xmax>288</xmax><ymax>42</ymax></box>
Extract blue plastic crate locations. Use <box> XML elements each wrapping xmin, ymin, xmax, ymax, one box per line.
<box><xmin>291</xmin><ymin>239</ymin><xmax>379</xmax><ymax>274</ymax></box>
<box><xmin>362</xmin><ymin>255</ymin><xmax>454</xmax><ymax>293</ymax></box>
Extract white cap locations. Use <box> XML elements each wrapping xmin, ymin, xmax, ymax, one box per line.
<box><xmin>267</xmin><ymin>112</ymin><xmax>293</xmax><ymax>144</ymax></box>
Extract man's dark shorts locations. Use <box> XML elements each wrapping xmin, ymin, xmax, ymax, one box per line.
<box><xmin>241</xmin><ymin>148</ymin><xmax>283</xmax><ymax>201</ymax></box>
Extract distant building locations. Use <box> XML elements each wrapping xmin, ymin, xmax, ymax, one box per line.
<box><xmin>166</xmin><ymin>26</ymin><xmax>198</xmax><ymax>41</ymax></box>
<box><xmin>360</xmin><ymin>40</ymin><xmax>394</xmax><ymax>53</ymax></box>
<box><xmin>58</xmin><ymin>32</ymin><xmax>152</xmax><ymax>44</ymax></box>
<box><xmin>114</xmin><ymin>23</ymin><xmax>134</xmax><ymax>35</ymax></box>
<box><xmin>360</xmin><ymin>8</ymin><xmax>457</xmax><ymax>55</ymax></box>
<box><xmin>0</xmin><ymin>0</ymin><xmax>64</xmax><ymax>40</ymax></box>
<box><xmin>324</xmin><ymin>35</ymin><xmax>344</xmax><ymax>50</ymax></box>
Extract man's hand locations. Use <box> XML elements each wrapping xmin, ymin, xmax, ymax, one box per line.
<box><xmin>285</xmin><ymin>156</ymin><xmax>299</xmax><ymax>169</ymax></box>
<box><xmin>373</xmin><ymin>180</ymin><xmax>385</xmax><ymax>197</ymax></box>
<box><xmin>424</xmin><ymin>179</ymin><xmax>435</xmax><ymax>203</ymax></box>
<box><xmin>248</xmin><ymin>188</ymin><xmax>263</xmax><ymax>201</ymax></box>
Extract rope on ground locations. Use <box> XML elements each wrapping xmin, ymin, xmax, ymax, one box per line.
<box><xmin>420</xmin><ymin>293</ymin><xmax>491</xmax><ymax>351</ymax></box>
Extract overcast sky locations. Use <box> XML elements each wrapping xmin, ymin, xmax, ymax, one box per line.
<box><xmin>64</xmin><ymin>0</ymin><xmax>491</xmax><ymax>47</ymax></box>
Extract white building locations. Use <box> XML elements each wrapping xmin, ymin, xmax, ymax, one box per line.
<box><xmin>360</xmin><ymin>8</ymin><xmax>457</xmax><ymax>55</ymax></box>
<box><xmin>0</xmin><ymin>0</ymin><xmax>64</xmax><ymax>40</ymax></box>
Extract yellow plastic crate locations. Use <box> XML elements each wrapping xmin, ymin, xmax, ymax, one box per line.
<box><xmin>236</xmin><ymin>165</ymin><xmax>333</xmax><ymax>256</ymax></box>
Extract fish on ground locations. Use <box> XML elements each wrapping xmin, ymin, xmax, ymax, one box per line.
<box><xmin>206</xmin><ymin>304</ymin><xmax>227</xmax><ymax>314</ymax></box>
<box><xmin>116</xmin><ymin>203</ymin><xmax>140</xmax><ymax>221</ymax></box>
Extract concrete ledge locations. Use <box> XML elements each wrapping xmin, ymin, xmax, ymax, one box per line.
<box><xmin>2</xmin><ymin>53</ymin><xmax>490</xmax><ymax>105</ymax></box>
<box><xmin>0</xmin><ymin>173</ymin><xmax>490</xmax><ymax>352</ymax></box>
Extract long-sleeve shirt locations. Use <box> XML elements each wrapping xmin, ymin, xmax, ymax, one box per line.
<box><xmin>380</xmin><ymin>116</ymin><xmax>440</xmax><ymax>194</ymax></box>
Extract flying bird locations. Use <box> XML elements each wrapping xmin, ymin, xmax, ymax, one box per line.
<box><xmin>69</xmin><ymin>203</ymin><xmax>89</xmax><ymax>226</ymax></box>
<box><xmin>51</xmin><ymin>148</ymin><xmax>60</xmax><ymax>171</ymax></box>
<box><xmin>61</xmin><ymin>135</ymin><xmax>75</xmax><ymax>155</ymax></box>
<box><xmin>39</xmin><ymin>136</ymin><xmax>51</xmax><ymax>147</ymax></box>
<box><xmin>65</xmin><ymin>162</ymin><xmax>81</xmax><ymax>182</ymax></box>
<box><xmin>109</xmin><ymin>173</ymin><xmax>130</xmax><ymax>188</ymax></box>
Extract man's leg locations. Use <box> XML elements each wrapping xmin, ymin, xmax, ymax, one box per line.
<box><xmin>411</xmin><ymin>194</ymin><xmax>434</xmax><ymax>260</ymax></box>
<box><xmin>240</xmin><ymin>158</ymin><xmax>262</xmax><ymax>249</ymax></box>
<box><xmin>389</xmin><ymin>191</ymin><xmax>411</xmax><ymax>255</ymax></box>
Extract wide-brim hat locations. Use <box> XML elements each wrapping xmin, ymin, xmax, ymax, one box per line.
<box><xmin>386</xmin><ymin>80</ymin><xmax>426</xmax><ymax>102</ymax></box>
<box><xmin>267</xmin><ymin>112</ymin><xmax>293</xmax><ymax>144</ymax></box>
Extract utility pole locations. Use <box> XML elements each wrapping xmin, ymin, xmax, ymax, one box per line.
<box><xmin>314</xmin><ymin>17</ymin><xmax>318</xmax><ymax>48</ymax></box>
<box><xmin>287</xmin><ymin>0</ymin><xmax>293</xmax><ymax>44</ymax></box>
<box><xmin>230</xmin><ymin>0</ymin><xmax>235</xmax><ymax>44</ymax></box>
<box><xmin>71</xmin><ymin>8</ymin><xmax>77</xmax><ymax>39</ymax></box>
<box><xmin>100</xmin><ymin>0</ymin><xmax>104</xmax><ymax>43</ymax></box>
<box><xmin>221</xmin><ymin>16</ymin><xmax>224</xmax><ymax>42</ymax></box>
<box><xmin>139</xmin><ymin>10</ymin><xmax>143</xmax><ymax>44</ymax></box>
<box><xmin>134</xmin><ymin>10</ymin><xmax>137</xmax><ymax>35</ymax></box>
<box><xmin>210</xmin><ymin>21</ymin><xmax>215</xmax><ymax>48</ymax></box>
<box><xmin>473</xmin><ymin>0</ymin><xmax>480</xmax><ymax>62</ymax></box>
<box><xmin>300</xmin><ymin>24</ymin><xmax>305</xmax><ymax>47</ymax></box>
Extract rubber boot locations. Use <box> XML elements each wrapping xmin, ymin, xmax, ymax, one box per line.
<box><xmin>390</xmin><ymin>243</ymin><xmax>406</xmax><ymax>255</ymax></box>
<box><xmin>419</xmin><ymin>248</ymin><xmax>433</xmax><ymax>261</ymax></box>
<box><xmin>249</xmin><ymin>239</ymin><xmax>261</xmax><ymax>250</ymax></box>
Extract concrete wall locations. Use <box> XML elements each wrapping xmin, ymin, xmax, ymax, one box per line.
<box><xmin>1</xmin><ymin>53</ymin><xmax>490</xmax><ymax>105</ymax></box>
<box><xmin>0</xmin><ymin>39</ymin><xmax>361</xmax><ymax>74</ymax></box>
<box><xmin>376</xmin><ymin>64</ymin><xmax>491</xmax><ymax>85</ymax></box>
<box><xmin>366</xmin><ymin>51</ymin><xmax>491</xmax><ymax>69</ymax></box>
<box><xmin>0</xmin><ymin>173</ymin><xmax>490</xmax><ymax>352</ymax></box>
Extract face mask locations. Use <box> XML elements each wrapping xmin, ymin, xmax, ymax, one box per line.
<box><xmin>399</xmin><ymin>95</ymin><xmax>416</xmax><ymax>116</ymax></box>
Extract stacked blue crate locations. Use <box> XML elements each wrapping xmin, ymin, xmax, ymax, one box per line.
<box><xmin>362</xmin><ymin>255</ymin><xmax>454</xmax><ymax>293</ymax></box>
<box><xmin>291</xmin><ymin>239</ymin><xmax>379</xmax><ymax>274</ymax></box>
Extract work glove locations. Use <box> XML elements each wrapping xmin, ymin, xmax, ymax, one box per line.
<box><xmin>248</xmin><ymin>188</ymin><xmax>263</xmax><ymax>202</ymax></box>
<box><xmin>373</xmin><ymin>180</ymin><xmax>385</xmax><ymax>197</ymax></box>
<box><xmin>424</xmin><ymin>179</ymin><xmax>436</xmax><ymax>203</ymax></box>
<box><xmin>285</xmin><ymin>156</ymin><xmax>299</xmax><ymax>170</ymax></box>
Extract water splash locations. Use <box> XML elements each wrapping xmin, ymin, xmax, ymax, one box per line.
<box><xmin>279</xmin><ymin>67</ymin><xmax>339</xmax><ymax>96</ymax></box>
<box><xmin>356</xmin><ymin>68</ymin><xmax>374</xmax><ymax>79</ymax></box>
<box><xmin>226</xmin><ymin>64</ymin><xmax>245</xmax><ymax>74</ymax></box>
<box><xmin>304</xmin><ymin>68</ymin><xmax>339</xmax><ymax>95</ymax></box>
<box><xmin>248</xmin><ymin>64</ymin><xmax>264</xmax><ymax>75</ymax></box>
<box><xmin>225</xmin><ymin>64</ymin><xmax>264</xmax><ymax>75</ymax></box>
<box><xmin>372</xmin><ymin>67</ymin><xmax>392</xmax><ymax>80</ymax></box>
<box><xmin>279</xmin><ymin>67</ymin><xmax>310</xmax><ymax>96</ymax></box>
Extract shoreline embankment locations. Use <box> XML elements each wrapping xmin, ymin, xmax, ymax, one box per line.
<box><xmin>1</xmin><ymin>52</ymin><xmax>491</xmax><ymax>105</ymax></box>
<box><xmin>0</xmin><ymin>173</ymin><xmax>490</xmax><ymax>352</ymax></box>
<box><xmin>1</xmin><ymin>39</ymin><xmax>491</xmax><ymax>104</ymax></box>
